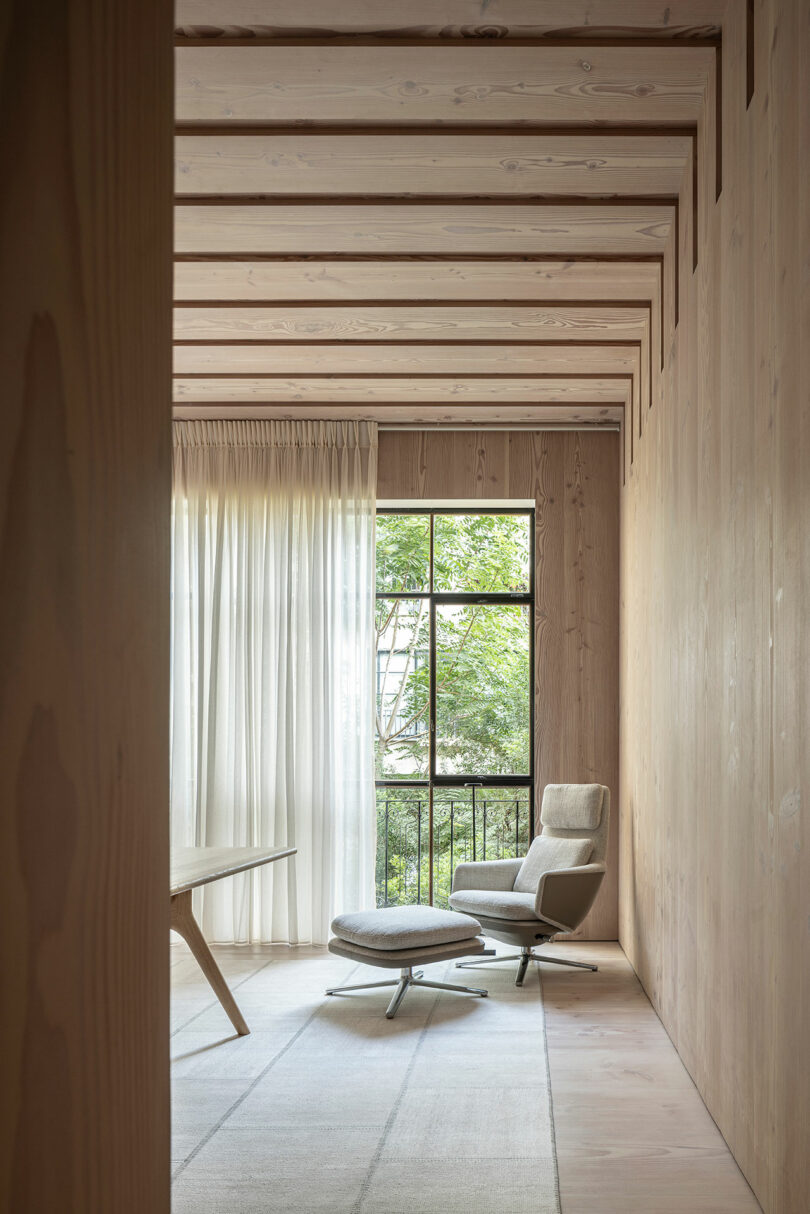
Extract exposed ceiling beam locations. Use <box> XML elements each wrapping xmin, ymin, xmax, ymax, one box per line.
<box><xmin>176</xmin><ymin>46</ymin><xmax>713</xmax><ymax>126</ymax></box>
<box><xmin>172</xmin><ymin>304</ymin><xmax>650</xmax><ymax>342</ymax></box>
<box><xmin>174</xmin><ymin>132</ymin><xmax>692</xmax><ymax>197</ymax></box>
<box><xmin>172</xmin><ymin>373</ymin><xmax>631</xmax><ymax>404</ymax></box>
<box><xmin>174</xmin><ymin>202</ymin><xmax>675</xmax><ymax>255</ymax></box>
<box><xmin>173</xmin><ymin>257</ymin><xmax>662</xmax><ymax>301</ymax></box>
<box><xmin>173</xmin><ymin>342</ymin><xmax>641</xmax><ymax>375</ymax></box>
<box><xmin>174</xmin><ymin>1</ymin><xmax>725</xmax><ymax>42</ymax></box>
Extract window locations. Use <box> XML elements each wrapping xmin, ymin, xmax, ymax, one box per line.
<box><xmin>375</xmin><ymin>509</ymin><xmax>534</xmax><ymax>907</ymax></box>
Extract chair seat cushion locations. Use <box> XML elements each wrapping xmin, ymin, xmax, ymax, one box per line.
<box><xmin>330</xmin><ymin>904</ymin><xmax>481</xmax><ymax>951</ymax></box>
<box><xmin>448</xmin><ymin>889</ymin><xmax>540</xmax><ymax>921</ymax></box>
<box><xmin>512</xmin><ymin>834</ymin><xmax>592</xmax><ymax>894</ymax></box>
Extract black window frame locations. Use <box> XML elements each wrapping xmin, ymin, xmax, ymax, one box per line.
<box><xmin>375</xmin><ymin>506</ymin><xmax>535</xmax><ymax>904</ymax></box>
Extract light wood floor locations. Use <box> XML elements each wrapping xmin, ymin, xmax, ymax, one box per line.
<box><xmin>540</xmin><ymin>942</ymin><xmax>760</xmax><ymax>1213</ymax></box>
<box><xmin>171</xmin><ymin>939</ymin><xmax>761</xmax><ymax>1213</ymax></box>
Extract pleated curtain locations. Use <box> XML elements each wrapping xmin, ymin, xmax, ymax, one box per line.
<box><xmin>171</xmin><ymin>419</ymin><xmax>377</xmax><ymax>944</ymax></box>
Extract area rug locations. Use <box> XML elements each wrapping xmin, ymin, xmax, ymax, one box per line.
<box><xmin>171</xmin><ymin>944</ymin><xmax>560</xmax><ymax>1214</ymax></box>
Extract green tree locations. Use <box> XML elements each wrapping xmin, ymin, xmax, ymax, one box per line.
<box><xmin>375</xmin><ymin>513</ymin><xmax>531</xmax><ymax>779</ymax></box>
<box><xmin>375</xmin><ymin>513</ymin><xmax>533</xmax><ymax>906</ymax></box>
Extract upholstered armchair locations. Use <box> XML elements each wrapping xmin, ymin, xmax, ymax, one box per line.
<box><xmin>448</xmin><ymin>783</ymin><xmax>610</xmax><ymax>986</ymax></box>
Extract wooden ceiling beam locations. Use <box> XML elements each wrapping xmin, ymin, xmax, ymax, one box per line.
<box><xmin>174</xmin><ymin>132</ymin><xmax>691</xmax><ymax>198</ymax></box>
<box><xmin>172</xmin><ymin>373</ymin><xmax>631</xmax><ymax>404</ymax></box>
<box><xmin>172</xmin><ymin>257</ymin><xmax>662</xmax><ymax>301</ymax></box>
<box><xmin>174</xmin><ymin>202</ymin><xmax>675</xmax><ymax>255</ymax></box>
<box><xmin>173</xmin><ymin>402</ymin><xmax>623</xmax><ymax>425</ymax></box>
<box><xmin>175</xmin><ymin>1</ymin><xmax>725</xmax><ymax>42</ymax></box>
<box><xmin>172</xmin><ymin>342</ymin><xmax>640</xmax><ymax>375</ymax></box>
<box><xmin>172</xmin><ymin>303</ymin><xmax>650</xmax><ymax>342</ymax></box>
<box><xmin>176</xmin><ymin>46</ymin><xmax>713</xmax><ymax>125</ymax></box>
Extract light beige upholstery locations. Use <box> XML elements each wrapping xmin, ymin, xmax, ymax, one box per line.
<box><xmin>445</xmin><ymin>889</ymin><xmax>538</xmax><ymax>921</ymax></box>
<box><xmin>325</xmin><ymin>905</ymin><xmax>489</xmax><ymax>1016</ymax></box>
<box><xmin>540</xmin><ymin>783</ymin><xmax>604</xmax><ymax>830</ymax></box>
<box><xmin>449</xmin><ymin>784</ymin><xmax>610</xmax><ymax>939</ymax></box>
<box><xmin>452</xmin><ymin>858</ymin><xmax>523</xmax><ymax>892</ymax></box>
<box><xmin>328</xmin><ymin>933</ymin><xmax>486</xmax><ymax>969</ymax></box>
<box><xmin>331</xmin><ymin>904</ymin><xmax>481</xmax><ymax>951</ymax></box>
<box><xmin>513</xmin><ymin>834</ymin><xmax>592</xmax><ymax>894</ymax></box>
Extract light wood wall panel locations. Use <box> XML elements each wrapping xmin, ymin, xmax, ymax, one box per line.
<box><xmin>0</xmin><ymin>1</ymin><xmax>172</xmax><ymax>1211</ymax></box>
<box><xmin>378</xmin><ymin>431</ymin><xmax>619</xmax><ymax>940</ymax></box>
<box><xmin>619</xmin><ymin>2</ymin><xmax>810</xmax><ymax>1210</ymax></box>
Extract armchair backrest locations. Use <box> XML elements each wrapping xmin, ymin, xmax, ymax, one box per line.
<box><xmin>538</xmin><ymin>784</ymin><xmax>610</xmax><ymax>866</ymax></box>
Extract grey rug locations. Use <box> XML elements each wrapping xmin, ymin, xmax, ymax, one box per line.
<box><xmin>171</xmin><ymin>946</ymin><xmax>560</xmax><ymax>1214</ymax></box>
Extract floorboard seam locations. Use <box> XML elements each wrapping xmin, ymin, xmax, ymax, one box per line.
<box><xmin>537</xmin><ymin>965</ymin><xmax>563</xmax><ymax>1214</ymax></box>
<box><xmin>171</xmin><ymin>958</ymin><xmax>361</xmax><ymax>1182</ymax></box>
<box><xmin>171</xmin><ymin>955</ymin><xmax>277</xmax><ymax>1037</ymax></box>
<box><xmin>351</xmin><ymin>970</ymin><xmax>444</xmax><ymax>1214</ymax></box>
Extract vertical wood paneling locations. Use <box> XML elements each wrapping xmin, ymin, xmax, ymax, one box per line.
<box><xmin>619</xmin><ymin>1</ymin><xmax>810</xmax><ymax>1210</ymax></box>
<box><xmin>0</xmin><ymin>2</ymin><xmax>173</xmax><ymax>1210</ymax></box>
<box><xmin>377</xmin><ymin>429</ymin><xmax>620</xmax><ymax>939</ymax></box>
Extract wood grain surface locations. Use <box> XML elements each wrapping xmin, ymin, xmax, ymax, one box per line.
<box><xmin>0</xmin><ymin>0</ymin><xmax>173</xmax><ymax>1210</ymax></box>
<box><xmin>175</xmin><ymin>133</ymin><xmax>691</xmax><ymax>197</ymax></box>
<box><xmin>174</xmin><ymin>258</ymin><xmax>662</xmax><ymax>301</ymax></box>
<box><xmin>176</xmin><ymin>45</ymin><xmax>713</xmax><ymax>124</ymax></box>
<box><xmin>173</xmin><ymin>342</ymin><xmax>640</xmax><ymax>375</ymax></box>
<box><xmin>173</xmin><ymin>304</ymin><xmax>649</xmax><ymax>342</ymax></box>
<box><xmin>619</xmin><ymin>2</ymin><xmax>810</xmax><ymax>1210</ymax></box>
<box><xmin>173</xmin><ymin>374</ymin><xmax>630</xmax><ymax>405</ymax></box>
<box><xmin>377</xmin><ymin>430</ymin><xmax>619</xmax><ymax>941</ymax></box>
<box><xmin>175</xmin><ymin>1</ymin><xmax>726</xmax><ymax>42</ymax></box>
<box><xmin>174</xmin><ymin>202</ymin><xmax>674</xmax><ymax>255</ymax></box>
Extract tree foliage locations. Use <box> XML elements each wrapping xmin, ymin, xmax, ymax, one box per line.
<box><xmin>375</xmin><ymin>512</ymin><xmax>531</xmax><ymax>778</ymax></box>
<box><xmin>375</xmin><ymin>513</ymin><xmax>533</xmax><ymax>906</ymax></box>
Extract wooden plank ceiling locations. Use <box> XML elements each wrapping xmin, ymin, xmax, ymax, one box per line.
<box><xmin>173</xmin><ymin>0</ymin><xmax>725</xmax><ymax>452</ymax></box>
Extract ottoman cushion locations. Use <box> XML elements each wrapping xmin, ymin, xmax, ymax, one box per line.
<box><xmin>331</xmin><ymin>904</ymin><xmax>481</xmax><ymax>951</ymax></box>
<box><xmin>328</xmin><ymin>934</ymin><xmax>485</xmax><ymax>970</ymax></box>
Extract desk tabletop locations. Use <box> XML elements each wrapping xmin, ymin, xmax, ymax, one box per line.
<box><xmin>170</xmin><ymin>846</ymin><xmax>297</xmax><ymax>896</ymax></box>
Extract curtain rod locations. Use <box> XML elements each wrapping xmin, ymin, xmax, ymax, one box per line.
<box><xmin>378</xmin><ymin>423</ymin><xmax>620</xmax><ymax>432</ymax></box>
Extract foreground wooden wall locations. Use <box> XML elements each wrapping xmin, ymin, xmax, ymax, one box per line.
<box><xmin>619</xmin><ymin>1</ymin><xmax>809</xmax><ymax>1209</ymax></box>
<box><xmin>379</xmin><ymin>429</ymin><xmax>620</xmax><ymax>939</ymax></box>
<box><xmin>0</xmin><ymin>3</ymin><xmax>173</xmax><ymax>1210</ymax></box>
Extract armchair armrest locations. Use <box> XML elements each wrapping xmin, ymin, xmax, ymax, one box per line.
<box><xmin>534</xmin><ymin>863</ymin><xmax>605</xmax><ymax>933</ymax></box>
<box><xmin>452</xmin><ymin>858</ymin><xmax>523</xmax><ymax>893</ymax></box>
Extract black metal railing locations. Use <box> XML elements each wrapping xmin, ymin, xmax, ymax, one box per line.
<box><xmin>375</xmin><ymin>789</ymin><xmax>532</xmax><ymax>909</ymax></box>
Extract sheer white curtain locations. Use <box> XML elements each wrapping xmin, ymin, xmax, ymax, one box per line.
<box><xmin>171</xmin><ymin>419</ymin><xmax>377</xmax><ymax>944</ymax></box>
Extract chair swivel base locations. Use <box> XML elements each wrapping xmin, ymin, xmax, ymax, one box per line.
<box><xmin>326</xmin><ymin>966</ymin><xmax>488</xmax><ymax>1019</ymax></box>
<box><xmin>456</xmin><ymin>946</ymin><xmax>597</xmax><ymax>986</ymax></box>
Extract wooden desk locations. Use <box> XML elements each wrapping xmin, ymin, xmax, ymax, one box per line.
<box><xmin>170</xmin><ymin>846</ymin><xmax>296</xmax><ymax>1036</ymax></box>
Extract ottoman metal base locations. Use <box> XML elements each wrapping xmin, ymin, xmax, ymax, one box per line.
<box><xmin>326</xmin><ymin>965</ymin><xmax>488</xmax><ymax>1019</ymax></box>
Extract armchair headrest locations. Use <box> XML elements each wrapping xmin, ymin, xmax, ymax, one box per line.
<box><xmin>540</xmin><ymin>784</ymin><xmax>605</xmax><ymax>830</ymax></box>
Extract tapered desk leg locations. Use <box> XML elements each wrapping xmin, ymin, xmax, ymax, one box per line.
<box><xmin>170</xmin><ymin>890</ymin><xmax>250</xmax><ymax>1036</ymax></box>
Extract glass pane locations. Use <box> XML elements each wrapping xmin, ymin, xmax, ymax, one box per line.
<box><xmin>431</xmin><ymin>786</ymin><xmax>532</xmax><ymax>908</ymax></box>
<box><xmin>376</xmin><ymin>513</ymin><xmax>430</xmax><ymax>594</ymax></box>
<box><xmin>433</xmin><ymin>513</ymin><xmax>531</xmax><ymax>594</ymax></box>
<box><xmin>376</xmin><ymin>787</ymin><xmax>429</xmax><ymax>907</ymax></box>
<box><xmin>375</xmin><ymin>598</ymin><xmax>430</xmax><ymax>779</ymax></box>
<box><xmin>435</xmin><ymin>603</ymin><xmax>531</xmax><ymax>777</ymax></box>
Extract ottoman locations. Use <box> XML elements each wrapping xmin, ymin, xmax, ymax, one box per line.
<box><xmin>325</xmin><ymin>905</ymin><xmax>488</xmax><ymax>1018</ymax></box>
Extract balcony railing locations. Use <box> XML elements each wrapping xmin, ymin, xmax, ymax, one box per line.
<box><xmin>376</xmin><ymin>787</ymin><xmax>532</xmax><ymax>909</ymax></box>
